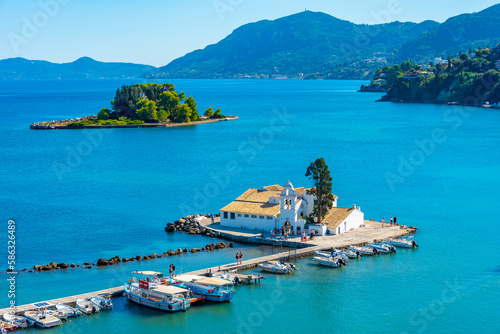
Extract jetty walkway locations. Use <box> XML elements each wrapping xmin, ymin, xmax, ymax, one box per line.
<box><xmin>0</xmin><ymin>220</ymin><xmax>415</xmax><ymax>316</ymax></box>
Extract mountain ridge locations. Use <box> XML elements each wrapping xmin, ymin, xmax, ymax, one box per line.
<box><xmin>0</xmin><ymin>57</ymin><xmax>156</xmax><ymax>80</ymax></box>
<box><xmin>397</xmin><ymin>4</ymin><xmax>500</xmax><ymax>63</ymax></box>
<box><xmin>147</xmin><ymin>10</ymin><xmax>439</xmax><ymax>78</ymax></box>
<box><xmin>148</xmin><ymin>5</ymin><xmax>499</xmax><ymax>79</ymax></box>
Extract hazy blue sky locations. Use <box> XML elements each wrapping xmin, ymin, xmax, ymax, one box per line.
<box><xmin>0</xmin><ymin>0</ymin><xmax>498</xmax><ymax>66</ymax></box>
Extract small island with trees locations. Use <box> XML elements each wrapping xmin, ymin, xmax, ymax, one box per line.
<box><xmin>30</xmin><ymin>83</ymin><xmax>236</xmax><ymax>129</ymax></box>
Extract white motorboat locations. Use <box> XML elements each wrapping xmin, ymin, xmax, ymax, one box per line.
<box><xmin>370</xmin><ymin>243</ymin><xmax>397</xmax><ymax>254</ymax></box>
<box><xmin>56</xmin><ymin>303</ymin><xmax>82</xmax><ymax>317</ymax></box>
<box><xmin>258</xmin><ymin>261</ymin><xmax>297</xmax><ymax>274</ymax></box>
<box><xmin>45</xmin><ymin>309</ymin><xmax>68</xmax><ymax>321</ymax></box>
<box><xmin>389</xmin><ymin>238</ymin><xmax>418</xmax><ymax>248</ymax></box>
<box><xmin>24</xmin><ymin>310</ymin><xmax>62</xmax><ymax>328</ymax></box>
<box><xmin>2</xmin><ymin>313</ymin><xmax>30</xmax><ymax>328</ymax></box>
<box><xmin>312</xmin><ymin>256</ymin><xmax>347</xmax><ymax>267</ymax></box>
<box><xmin>314</xmin><ymin>250</ymin><xmax>350</xmax><ymax>262</ymax></box>
<box><xmin>76</xmin><ymin>297</ymin><xmax>97</xmax><ymax>314</ymax></box>
<box><xmin>90</xmin><ymin>296</ymin><xmax>113</xmax><ymax>310</ymax></box>
<box><xmin>124</xmin><ymin>271</ymin><xmax>192</xmax><ymax>312</ymax></box>
<box><xmin>350</xmin><ymin>245</ymin><xmax>378</xmax><ymax>255</ymax></box>
<box><xmin>342</xmin><ymin>249</ymin><xmax>362</xmax><ymax>258</ymax></box>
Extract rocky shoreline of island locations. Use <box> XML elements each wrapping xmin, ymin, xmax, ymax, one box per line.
<box><xmin>30</xmin><ymin>115</ymin><xmax>238</xmax><ymax>129</ymax></box>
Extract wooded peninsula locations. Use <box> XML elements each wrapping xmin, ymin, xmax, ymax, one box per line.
<box><xmin>360</xmin><ymin>44</ymin><xmax>500</xmax><ymax>107</ymax></box>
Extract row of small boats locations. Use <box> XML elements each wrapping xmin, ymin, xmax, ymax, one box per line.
<box><xmin>1</xmin><ymin>296</ymin><xmax>113</xmax><ymax>330</ymax></box>
<box><xmin>312</xmin><ymin>238</ymin><xmax>418</xmax><ymax>268</ymax></box>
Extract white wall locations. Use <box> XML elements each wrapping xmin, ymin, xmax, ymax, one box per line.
<box><xmin>327</xmin><ymin>208</ymin><xmax>364</xmax><ymax>235</ymax></box>
<box><xmin>305</xmin><ymin>224</ymin><xmax>327</xmax><ymax>236</ymax></box>
<box><xmin>220</xmin><ymin>211</ymin><xmax>276</xmax><ymax>231</ymax></box>
<box><xmin>303</xmin><ymin>193</ymin><xmax>316</xmax><ymax>215</ymax></box>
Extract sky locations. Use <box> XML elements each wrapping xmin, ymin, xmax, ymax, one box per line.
<box><xmin>0</xmin><ymin>0</ymin><xmax>498</xmax><ymax>67</ymax></box>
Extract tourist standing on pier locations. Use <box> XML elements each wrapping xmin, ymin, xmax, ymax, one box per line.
<box><xmin>390</xmin><ymin>216</ymin><xmax>393</xmax><ymax>225</ymax></box>
<box><xmin>211</xmin><ymin>214</ymin><xmax>214</xmax><ymax>223</ymax></box>
<box><xmin>394</xmin><ymin>216</ymin><xmax>397</xmax><ymax>224</ymax></box>
<box><xmin>239</xmin><ymin>252</ymin><xmax>243</xmax><ymax>264</ymax></box>
<box><xmin>382</xmin><ymin>217</ymin><xmax>385</xmax><ymax>228</ymax></box>
<box><xmin>236</xmin><ymin>252</ymin><xmax>239</xmax><ymax>264</ymax></box>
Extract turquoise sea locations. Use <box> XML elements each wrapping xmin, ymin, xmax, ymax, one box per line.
<box><xmin>1</xmin><ymin>79</ymin><xmax>499</xmax><ymax>333</ymax></box>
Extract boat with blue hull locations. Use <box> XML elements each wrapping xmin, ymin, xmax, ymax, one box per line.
<box><xmin>172</xmin><ymin>275</ymin><xmax>235</xmax><ymax>302</ymax></box>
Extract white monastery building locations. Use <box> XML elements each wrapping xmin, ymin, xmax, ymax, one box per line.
<box><xmin>220</xmin><ymin>181</ymin><xmax>364</xmax><ymax>235</ymax></box>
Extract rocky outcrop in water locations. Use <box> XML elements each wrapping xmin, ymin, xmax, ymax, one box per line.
<box><xmin>30</xmin><ymin>115</ymin><xmax>97</xmax><ymax>129</ymax></box>
<box><xmin>166</xmin><ymin>215</ymin><xmax>221</xmax><ymax>238</ymax></box>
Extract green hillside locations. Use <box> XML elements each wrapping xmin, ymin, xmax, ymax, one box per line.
<box><xmin>147</xmin><ymin>11</ymin><xmax>438</xmax><ymax>79</ymax></box>
<box><xmin>397</xmin><ymin>4</ymin><xmax>500</xmax><ymax>63</ymax></box>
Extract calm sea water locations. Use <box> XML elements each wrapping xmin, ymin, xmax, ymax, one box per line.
<box><xmin>0</xmin><ymin>79</ymin><xmax>499</xmax><ymax>333</ymax></box>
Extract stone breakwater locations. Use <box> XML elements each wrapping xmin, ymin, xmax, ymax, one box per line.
<box><xmin>165</xmin><ymin>215</ymin><xmax>221</xmax><ymax>236</ymax></box>
<box><xmin>30</xmin><ymin>115</ymin><xmax>97</xmax><ymax>129</ymax></box>
<box><xmin>12</xmin><ymin>241</ymin><xmax>233</xmax><ymax>274</ymax></box>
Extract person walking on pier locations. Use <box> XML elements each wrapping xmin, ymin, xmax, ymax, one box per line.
<box><xmin>394</xmin><ymin>216</ymin><xmax>397</xmax><ymax>225</ymax></box>
<box><xmin>236</xmin><ymin>252</ymin><xmax>240</xmax><ymax>264</ymax></box>
<box><xmin>381</xmin><ymin>217</ymin><xmax>385</xmax><ymax>228</ymax></box>
<box><xmin>210</xmin><ymin>214</ymin><xmax>214</xmax><ymax>224</ymax></box>
<box><xmin>390</xmin><ymin>216</ymin><xmax>393</xmax><ymax>225</ymax></box>
<box><xmin>239</xmin><ymin>252</ymin><xmax>243</xmax><ymax>264</ymax></box>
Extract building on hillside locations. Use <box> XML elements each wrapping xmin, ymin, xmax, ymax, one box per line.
<box><xmin>219</xmin><ymin>181</ymin><xmax>364</xmax><ymax>235</ymax></box>
<box><xmin>403</xmin><ymin>73</ymin><xmax>418</xmax><ymax>79</ymax></box>
<box><xmin>417</xmin><ymin>72</ymin><xmax>432</xmax><ymax>78</ymax></box>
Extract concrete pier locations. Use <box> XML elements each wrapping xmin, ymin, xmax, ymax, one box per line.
<box><xmin>0</xmin><ymin>220</ymin><xmax>416</xmax><ymax>316</ymax></box>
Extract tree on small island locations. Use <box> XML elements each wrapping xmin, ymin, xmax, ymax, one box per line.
<box><xmin>305</xmin><ymin>158</ymin><xmax>334</xmax><ymax>224</ymax></box>
<box><xmin>88</xmin><ymin>82</ymin><xmax>224</xmax><ymax>124</ymax></box>
<box><xmin>203</xmin><ymin>107</ymin><xmax>224</xmax><ymax>119</ymax></box>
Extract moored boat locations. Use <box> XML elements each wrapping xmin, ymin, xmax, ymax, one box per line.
<box><xmin>172</xmin><ymin>275</ymin><xmax>235</xmax><ymax>302</ymax></box>
<box><xmin>312</xmin><ymin>256</ymin><xmax>347</xmax><ymax>267</ymax></box>
<box><xmin>258</xmin><ymin>261</ymin><xmax>297</xmax><ymax>274</ymax></box>
<box><xmin>56</xmin><ymin>303</ymin><xmax>82</xmax><ymax>317</ymax></box>
<box><xmin>389</xmin><ymin>238</ymin><xmax>418</xmax><ymax>248</ymax></box>
<box><xmin>76</xmin><ymin>297</ymin><xmax>96</xmax><ymax>314</ymax></box>
<box><xmin>24</xmin><ymin>309</ymin><xmax>62</xmax><ymax>328</ymax></box>
<box><xmin>370</xmin><ymin>242</ymin><xmax>397</xmax><ymax>254</ymax></box>
<box><xmin>2</xmin><ymin>313</ymin><xmax>30</xmax><ymax>328</ymax></box>
<box><xmin>350</xmin><ymin>245</ymin><xmax>378</xmax><ymax>255</ymax></box>
<box><xmin>314</xmin><ymin>250</ymin><xmax>350</xmax><ymax>262</ymax></box>
<box><xmin>90</xmin><ymin>296</ymin><xmax>113</xmax><ymax>310</ymax></box>
<box><xmin>342</xmin><ymin>249</ymin><xmax>362</xmax><ymax>258</ymax></box>
<box><xmin>0</xmin><ymin>320</ymin><xmax>18</xmax><ymax>332</ymax></box>
<box><xmin>45</xmin><ymin>309</ymin><xmax>68</xmax><ymax>321</ymax></box>
<box><xmin>124</xmin><ymin>271</ymin><xmax>192</xmax><ymax>311</ymax></box>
